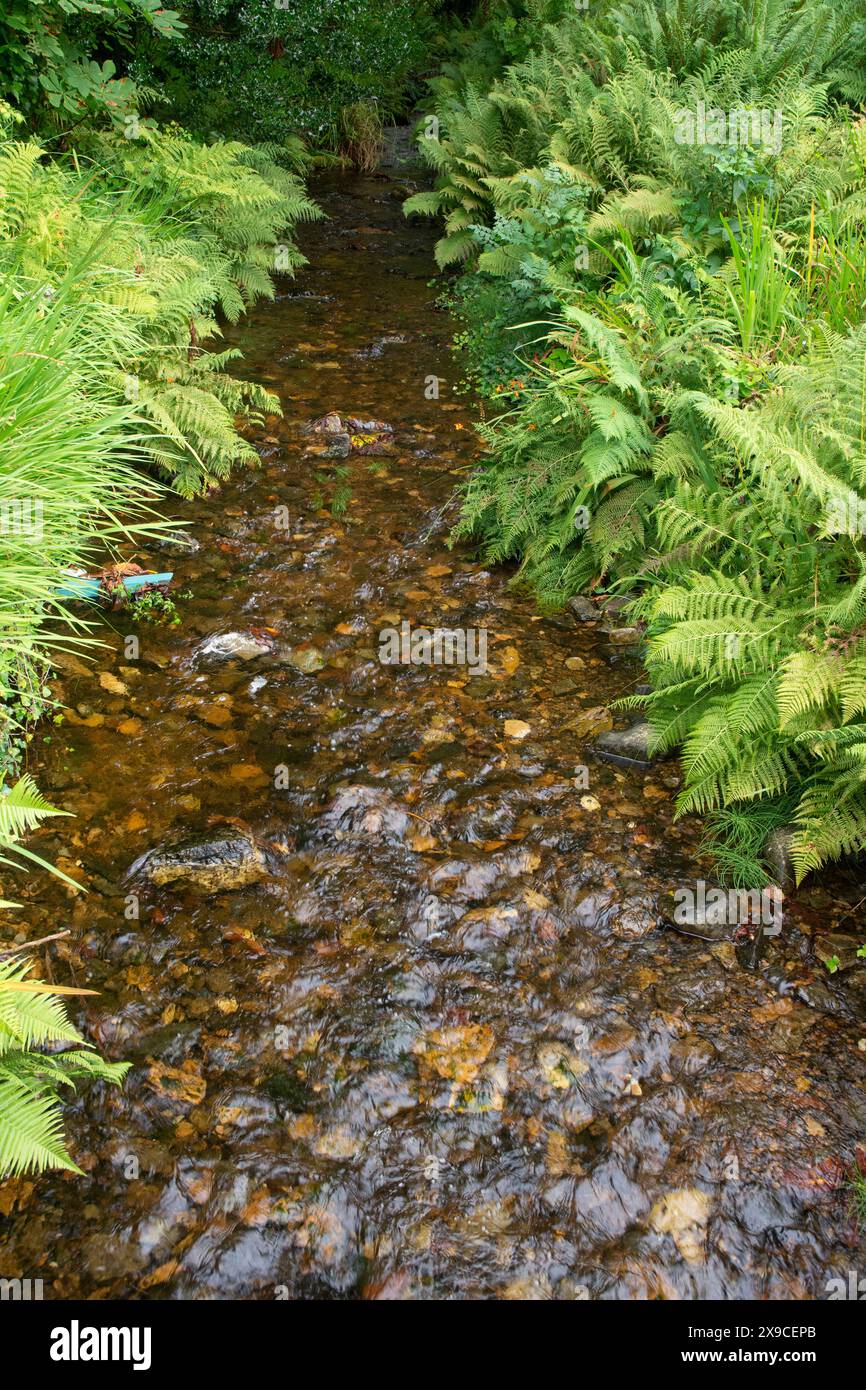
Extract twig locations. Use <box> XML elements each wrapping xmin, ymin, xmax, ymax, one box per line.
<box><xmin>0</xmin><ymin>930</ymin><xmax>71</xmax><ymax>960</ymax></box>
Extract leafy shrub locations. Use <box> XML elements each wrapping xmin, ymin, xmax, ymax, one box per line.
<box><xmin>133</xmin><ymin>0</ymin><xmax>437</xmax><ymax>150</ymax></box>
<box><xmin>0</xmin><ymin>0</ymin><xmax>184</xmax><ymax>130</ymax></box>
<box><xmin>0</xmin><ymin>103</ymin><xmax>319</xmax><ymax>766</ymax></box>
<box><xmin>421</xmin><ymin>0</ymin><xmax>866</xmax><ymax>882</ymax></box>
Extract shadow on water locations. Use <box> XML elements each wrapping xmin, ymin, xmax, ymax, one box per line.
<box><xmin>1</xmin><ymin>169</ymin><xmax>865</xmax><ymax>1300</ymax></box>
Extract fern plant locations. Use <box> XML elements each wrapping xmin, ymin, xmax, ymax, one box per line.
<box><xmin>0</xmin><ymin>955</ymin><xmax>129</xmax><ymax>1177</ymax></box>
<box><xmin>432</xmin><ymin>1</ymin><xmax>866</xmax><ymax>883</ymax></box>
<box><xmin>0</xmin><ymin>116</ymin><xmax>319</xmax><ymax>495</ymax></box>
<box><xmin>0</xmin><ymin>776</ymin><xmax>128</xmax><ymax>1176</ymax></box>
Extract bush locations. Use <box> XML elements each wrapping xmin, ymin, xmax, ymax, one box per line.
<box><xmin>415</xmin><ymin>0</ymin><xmax>866</xmax><ymax>883</ymax></box>
<box><xmin>133</xmin><ymin>0</ymin><xmax>438</xmax><ymax>150</ymax></box>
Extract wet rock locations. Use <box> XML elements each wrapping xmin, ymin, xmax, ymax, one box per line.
<box><xmin>195</xmin><ymin>631</ymin><xmax>274</xmax><ymax>663</ymax></box>
<box><xmin>273</xmin><ymin>643</ymin><xmax>327</xmax><ymax>673</ymax></box>
<box><xmin>564</xmin><ymin>706</ymin><xmax>613</xmax><ymax>739</ymax></box>
<box><xmin>346</xmin><ymin>417</ymin><xmax>394</xmax><ymax>434</ymax></box>
<box><xmin>606</xmin><ymin>627</ymin><xmax>642</xmax><ymax>645</ymax></box>
<box><xmin>130</xmin><ymin>833</ymin><xmax>269</xmax><ymax>891</ymax></box>
<box><xmin>149</xmin><ymin>531</ymin><xmax>201</xmax><ymax>555</ymax></box>
<box><xmin>610</xmin><ymin>894</ymin><xmax>659</xmax><ymax>942</ymax></box>
<box><xmin>794</xmin><ymin>974</ymin><xmax>853</xmax><ymax>1018</ymax></box>
<box><xmin>813</xmin><ymin>932</ymin><xmax>863</xmax><ymax>972</ymax></box>
<box><xmin>649</xmin><ymin>1188</ymin><xmax>711</xmax><ymax>1263</ymax></box>
<box><xmin>324</xmin><ymin>433</ymin><xmax>351</xmax><ymax>458</ymax></box>
<box><xmin>567</xmin><ymin>596</ymin><xmax>599</xmax><ymax>623</ymax></box>
<box><xmin>770</xmin><ymin>1004</ymin><xmax>820</xmax><ymax>1052</ymax></box>
<box><xmin>80</xmin><ymin>1233</ymin><xmax>142</xmax><ymax>1283</ymax></box>
<box><xmin>594</xmin><ymin>720</ymin><xmax>656</xmax><ymax>768</ymax></box>
<box><xmin>49</xmin><ymin>650</ymin><xmax>94</xmax><ymax>678</ymax></box>
<box><xmin>669</xmin><ymin>1035</ymin><xmax>718</xmax><ymax>1075</ymax></box>
<box><xmin>305</xmin><ymin>412</ymin><xmax>344</xmax><ymax>434</ymax></box>
<box><xmin>320</xmin><ymin>785</ymin><xmax>409</xmax><ymax>842</ymax></box>
<box><xmin>659</xmin><ymin>887</ymin><xmax>747</xmax><ymax>940</ymax></box>
<box><xmin>451</xmin><ymin>904</ymin><xmax>521</xmax><ymax>953</ymax></box>
<box><xmin>571</xmin><ymin>891</ymin><xmax>615</xmax><ymax>931</ymax></box>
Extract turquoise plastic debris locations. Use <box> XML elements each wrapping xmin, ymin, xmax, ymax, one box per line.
<box><xmin>55</xmin><ymin>572</ymin><xmax>174</xmax><ymax>600</ymax></box>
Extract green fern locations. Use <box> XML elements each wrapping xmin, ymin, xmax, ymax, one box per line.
<box><xmin>0</xmin><ymin>780</ymin><xmax>128</xmax><ymax>1176</ymax></box>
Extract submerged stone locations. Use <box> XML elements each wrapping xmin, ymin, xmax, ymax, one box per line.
<box><xmin>195</xmin><ymin>631</ymin><xmax>274</xmax><ymax>662</ymax></box>
<box><xmin>594</xmin><ymin>720</ymin><xmax>655</xmax><ymax>768</ymax></box>
<box><xmin>130</xmin><ymin>833</ymin><xmax>269</xmax><ymax>891</ymax></box>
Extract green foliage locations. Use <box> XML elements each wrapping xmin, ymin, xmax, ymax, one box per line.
<box><xmin>0</xmin><ymin>0</ymin><xmax>184</xmax><ymax>130</ymax></box>
<box><xmin>0</xmin><ymin>951</ymin><xmax>129</xmax><ymax>1178</ymax></box>
<box><xmin>425</xmin><ymin>0</ymin><xmax>866</xmax><ymax>883</ymax></box>
<box><xmin>132</xmin><ymin>0</ymin><xmax>437</xmax><ymax>150</ymax></box>
<box><xmin>0</xmin><ymin>777</ymin><xmax>128</xmax><ymax>1176</ymax></box>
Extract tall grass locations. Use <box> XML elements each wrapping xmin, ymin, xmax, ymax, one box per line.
<box><xmin>0</xmin><ymin>271</ymin><xmax>171</xmax><ymax>770</ymax></box>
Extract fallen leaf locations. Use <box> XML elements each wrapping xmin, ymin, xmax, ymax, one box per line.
<box><xmin>139</xmin><ymin>1260</ymin><xmax>180</xmax><ymax>1290</ymax></box>
<box><xmin>145</xmin><ymin>1058</ymin><xmax>206</xmax><ymax>1107</ymax></box>
<box><xmin>414</xmin><ymin>1024</ymin><xmax>495</xmax><ymax>1085</ymax></box>
<box><xmin>496</xmin><ymin>646</ymin><xmax>521</xmax><ymax>677</ymax></box>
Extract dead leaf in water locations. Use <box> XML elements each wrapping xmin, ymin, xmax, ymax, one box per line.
<box><xmin>229</xmin><ymin>763</ymin><xmax>266</xmax><ymax>781</ymax></box>
<box><xmin>752</xmin><ymin>998</ymin><xmax>792</xmax><ymax>1025</ymax></box>
<box><xmin>414</xmin><ymin>1024</ymin><xmax>495</xmax><ymax>1085</ymax></box>
<box><xmin>139</xmin><ymin>1260</ymin><xmax>180</xmax><ymax>1290</ymax></box>
<box><xmin>409</xmin><ymin>832</ymin><xmax>438</xmax><ymax>852</ymax></box>
<box><xmin>145</xmin><ymin>1058</ymin><xmax>206</xmax><ymax>1107</ymax></box>
<box><xmin>242</xmin><ymin>1189</ymin><xmax>272</xmax><ymax>1227</ymax></box>
<box><xmin>496</xmin><ymin>646</ymin><xmax>521</xmax><ymax>677</ymax></box>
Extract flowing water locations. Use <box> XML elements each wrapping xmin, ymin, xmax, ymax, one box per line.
<box><xmin>2</xmin><ymin>167</ymin><xmax>866</xmax><ymax>1300</ymax></box>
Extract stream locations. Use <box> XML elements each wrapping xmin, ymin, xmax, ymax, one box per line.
<box><xmin>1</xmin><ymin>165</ymin><xmax>865</xmax><ymax>1301</ymax></box>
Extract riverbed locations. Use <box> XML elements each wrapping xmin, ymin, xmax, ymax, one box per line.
<box><xmin>1</xmin><ymin>168</ymin><xmax>865</xmax><ymax>1300</ymax></box>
